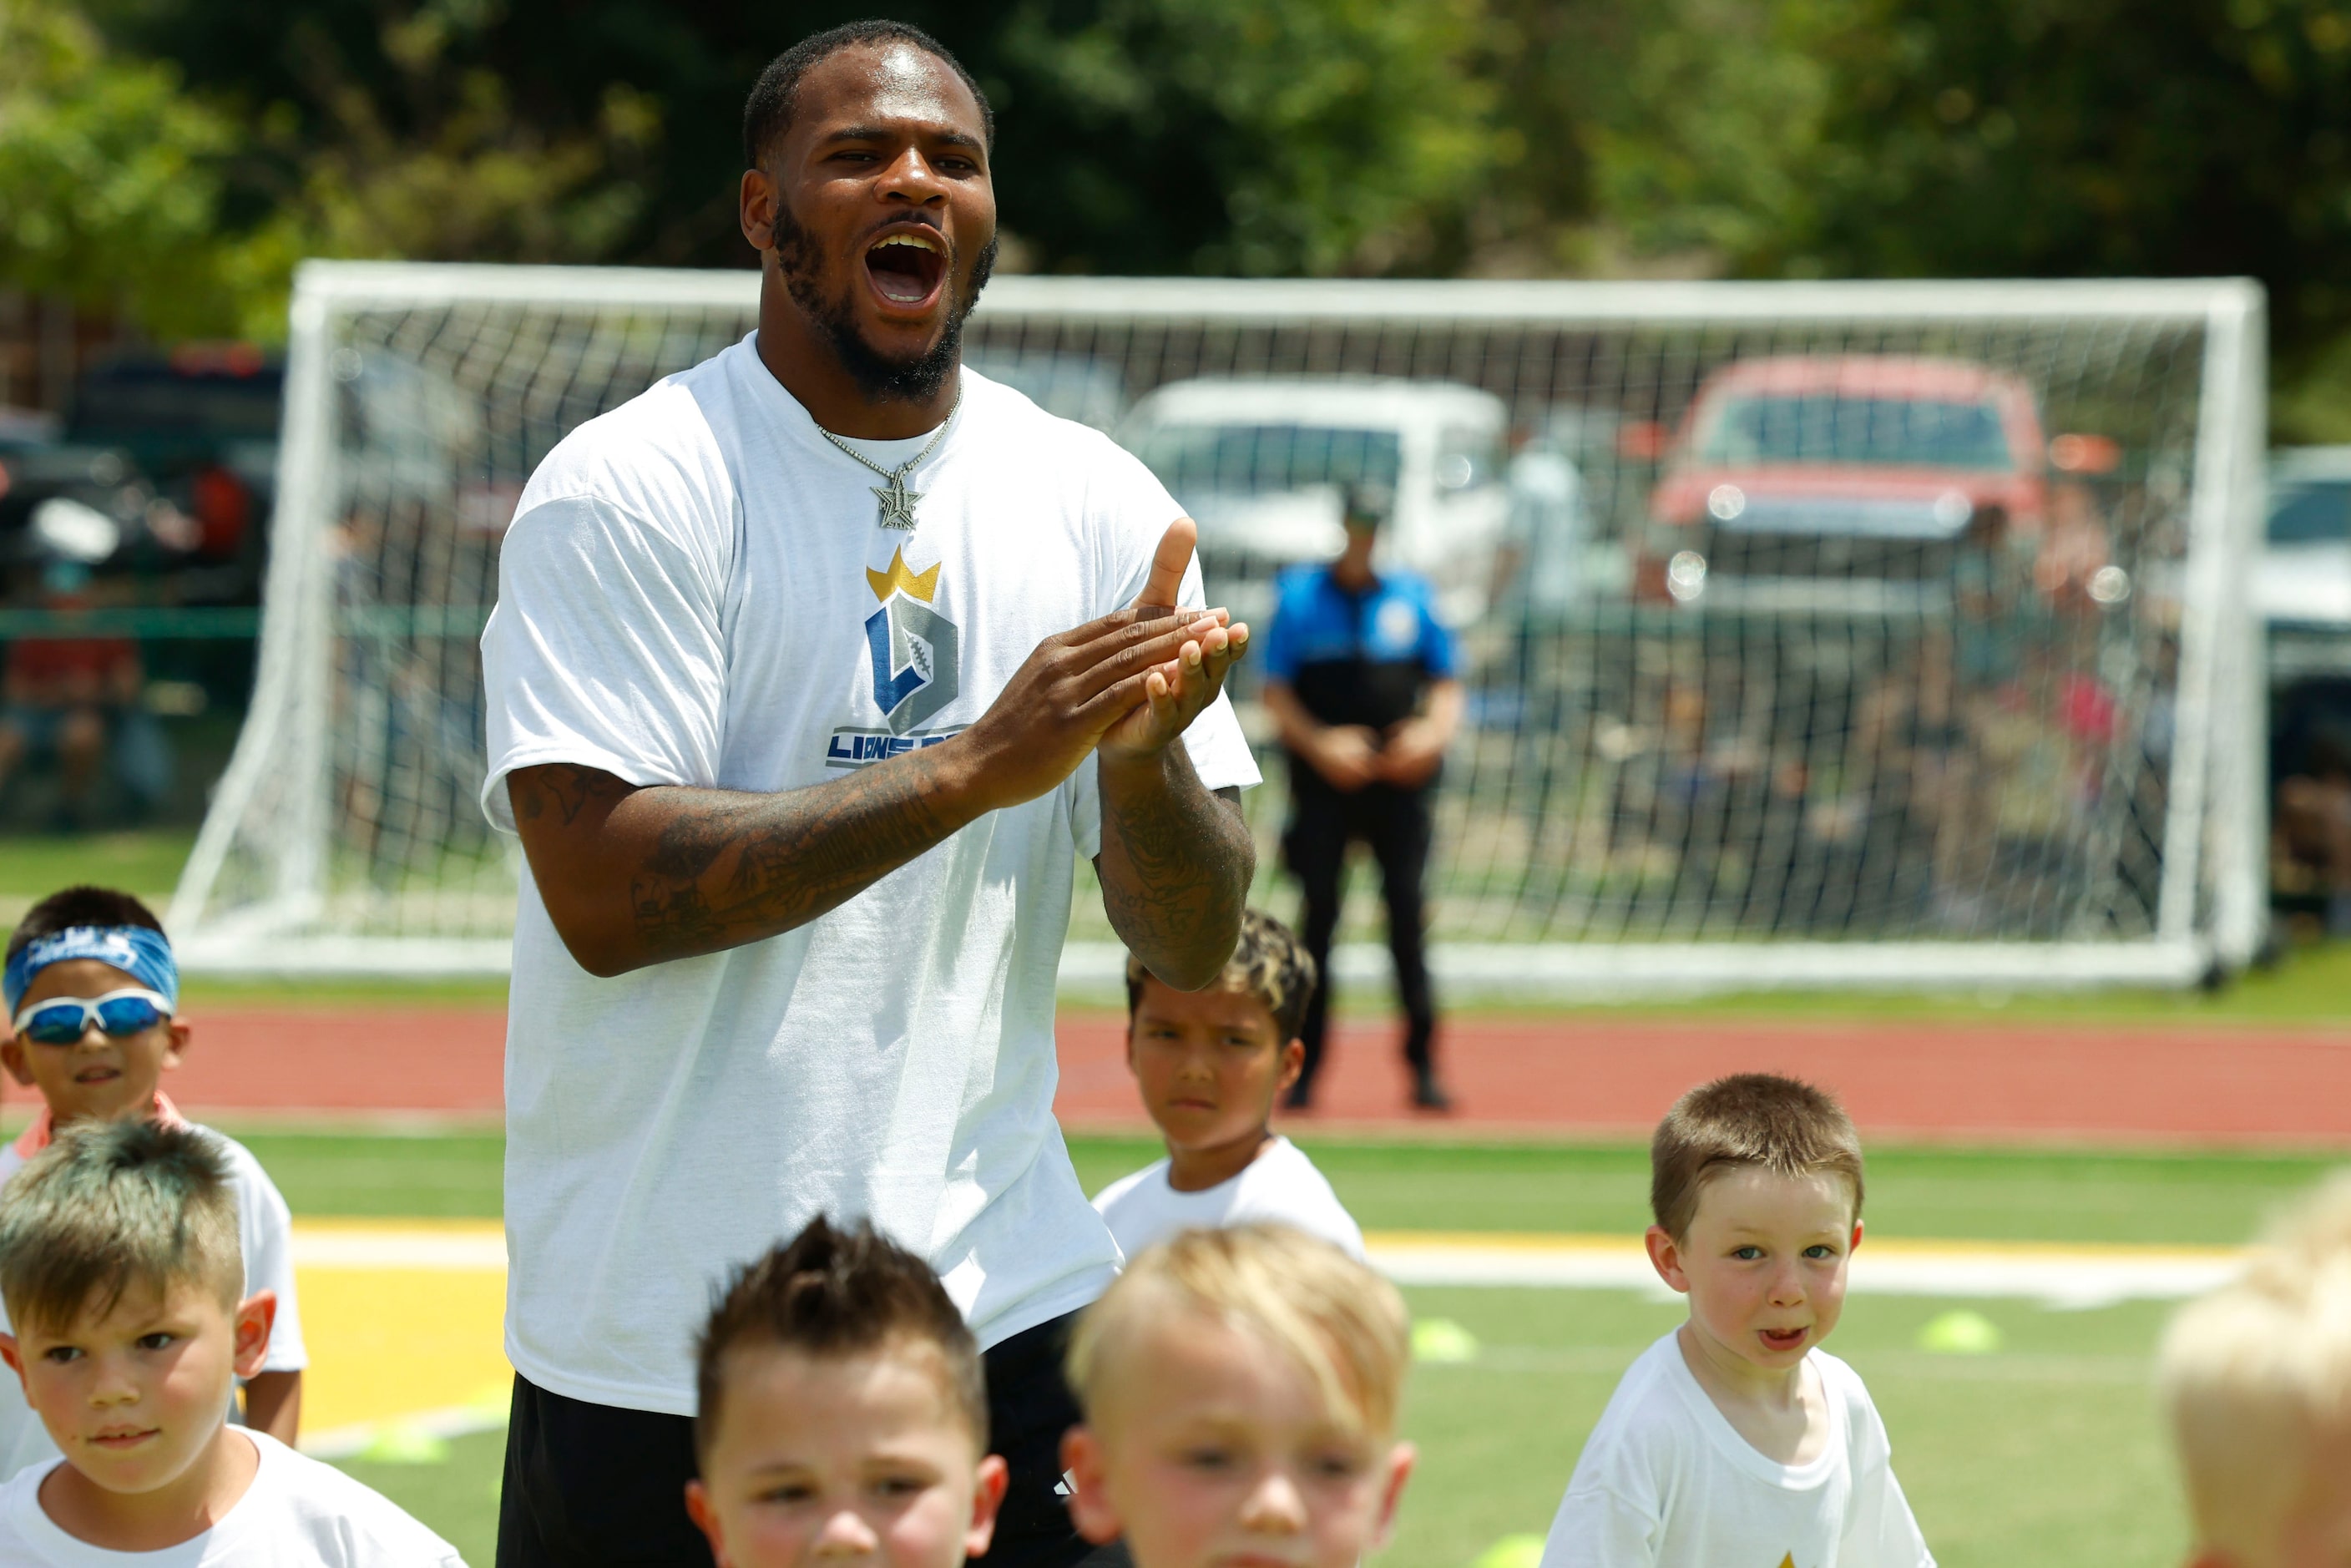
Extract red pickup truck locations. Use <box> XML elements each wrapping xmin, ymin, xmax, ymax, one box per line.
<box><xmin>1637</xmin><ymin>355</ymin><xmax>2112</xmax><ymax>608</ymax></box>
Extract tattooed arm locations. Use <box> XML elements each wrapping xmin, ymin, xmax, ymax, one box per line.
<box><xmin>510</xmin><ymin>592</ymin><xmax>1232</xmax><ymax>977</ymax></box>
<box><xmin>1096</xmin><ymin>760</ymin><xmax>1255</xmax><ymax>991</ymax></box>
<box><xmin>1090</xmin><ymin>521</ymin><xmax>1256</xmax><ymax>990</ymax></box>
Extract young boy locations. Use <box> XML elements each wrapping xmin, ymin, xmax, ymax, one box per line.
<box><xmin>1543</xmin><ymin>1074</ymin><xmax>1933</xmax><ymax>1568</ymax></box>
<box><xmin>0</xmin><ymin>1118</ymin><xmax>462</xmax><ymax>1562</ymax></box>
<box><xmin>1060</xmin><ymin>1223</ymin><xmax>1415</xmax><ymax>1568</ymax></box>
<box><xmin>0</xmin><ymin>887</ymin><xmax>305</xmax><ymax>1474</ymax></box>
<box><xmin>685</xmin><ymin>1216</ymin><xmax>1008</xmax><ymax>1568</ymax></box>
<box><xmin>2160</xmin><ymin>1171</ymin><xmax>2351</xmax><ymax>1568</ymax></box>
<box><xmin>1092</xmin><ymin>911</ymin><xmax>1364</xmax><ymax>1260</ymax></box>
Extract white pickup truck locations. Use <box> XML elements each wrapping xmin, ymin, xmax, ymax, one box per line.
<box><xmin>1119</xmin><ymin>377</ymin><xmax>1509</xmax><ymax>632</ymax></box>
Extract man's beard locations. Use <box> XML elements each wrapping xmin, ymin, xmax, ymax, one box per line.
<box><xmin>774</xmin><ymin>201</ymin><xmax>998</xmax><ymax>405</ymax></box>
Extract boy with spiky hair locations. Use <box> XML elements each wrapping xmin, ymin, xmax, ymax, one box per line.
<box><xmin>2160</xmin><ymin>1171</ymin><xmax>2351</xmax><ymax>1568</ymax></box>
<box><xmin>0</xmin><ymin>887</ymin><xmax>306</xmax><ymax>1476</ymax></box>
<box><xmin>685</xmin><ymin>1216</ymin><xmax>1009</xmax><ymax>1568</ymax></box>
<box><xmin>1541</xmin><ymin>1073</ymin><xmax>1933</xmax><ymax>1567</ymax></box>
<box><xmin>1061</xmin><ymin>1224</ymin><xmax>1416</xmax><ymax>1568</ymax></box>
<box><xmin>0</xmin><ymin>1119</ymin><xmax>461</xmax><ymax>1561</ymax></box>
<box><xmin>1093</xmin><ymin>911</ymin><xmax>1363</xmax><ymax>1261</ymax></box>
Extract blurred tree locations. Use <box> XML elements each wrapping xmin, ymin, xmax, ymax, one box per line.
<box><xmin>992</xmin><ymin>0</ymin><xmax>1495</xmax><ymax>275</ymax></box>
<box><xmin>0</xmin><ymin>0</ymin><xmax>243</xmax><ymax>336</ymax></box>
<box><xmin>85</xmin><ymin>0</ymin><xmax>1498</xmax><ymax>282</ymax></box>
<box><xmin>1753</xmin><ymin>0</ymin><xmax>2351</xmax><ymax>436</ymax></box>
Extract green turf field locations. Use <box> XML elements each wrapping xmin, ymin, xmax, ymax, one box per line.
<box><xmin>240</xmin><ymin>1128</ymin><xmax>2336</xmax><ymax>1567</ymax></box>
<box><xmin>234</xmin><ymin>1126</ymin><xmax>2346</xmax><ymax>1247</ymax></box>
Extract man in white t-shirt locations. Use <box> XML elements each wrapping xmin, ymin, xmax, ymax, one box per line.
<box><xmin>479</xmin><ymin>20</ymin><xmax>1258</xmax><ymax>1568</ymax></box>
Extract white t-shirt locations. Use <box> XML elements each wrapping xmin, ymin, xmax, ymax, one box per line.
<box><xmin>1542</xmin><ymin>1333</ymin><xmax>1933</xmax><ymax>1568</ymax></box>
<box><xmin>479</xmin><ymin>337</ymin><xmax>1261</xmax><ymax>1415</ymax></box>
<box><xmin>0</xmin><ymin>1429</ymin><xmax>464</xmax><ymax>1565</ymax></box>
<box><xmin>0</xmin><ymin>1123</ymin><xmax>306</xmax><ymax>1479</ymax></box>
<box><xmin>1091</xmin><ymin>1136</ymin><xmax>1364</xmax><ymax>1261</ymax></box>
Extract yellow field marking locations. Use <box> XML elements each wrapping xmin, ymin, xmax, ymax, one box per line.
<box><xmin>291</xmin><ymin>1222</ymin><xmax>509</xmax><ymax>1440</ymax></box>
<box><xmin>283</xmin><ymin>1221</ymin><xmax>2248</xmax><ymax>1444</ymax></box>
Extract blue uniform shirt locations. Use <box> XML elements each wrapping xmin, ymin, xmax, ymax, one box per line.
<box><xmin>1262</xmin><ymin>564</ymin><xmax>1458</xmax><ymax>734</ymax></box>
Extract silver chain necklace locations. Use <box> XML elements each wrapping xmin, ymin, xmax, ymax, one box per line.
<box><xmin>815</xmin><ymin>389</ymin><xmax>961</xmax><ymax>531</ymax></box>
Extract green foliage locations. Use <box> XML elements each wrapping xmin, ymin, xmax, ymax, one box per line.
<box><xmin>994</xmin><ymin>0</ymin><xmax>1497</xmax><ymax>275</ymax></box>
<box><xmin>0</xmin><ymin>0</ymin><xmax>242</xmax><ymax>334</ymax></box>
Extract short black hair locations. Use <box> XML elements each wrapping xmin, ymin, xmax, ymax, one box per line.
<box><xmin>7</xmin><ymin>887</ymin><xmax>165</xmax><ymax>964</ymax></box>
<box><xmin>694</xmin><ymin>1216</ymin><xmax>985</xmax><ymax>1462</ymax></box>
<box><xmin>1125</xmin><ymin>909</ymin><xmax>1317</xmax><ymax>1044</ymax></box>
<box><xmin>741</xmin><ymin>20</ymin><xmax>994</xmax><ymax>169</ymax></box>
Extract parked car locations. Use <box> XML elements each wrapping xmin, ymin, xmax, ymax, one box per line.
<box><xmin>2256</xmin><ymin>447</ymin><xmax>2351</xmax><ymax>633</ymax></box>
<box><xmin>68</xmin><ymin>346</ymin><xmax>284</xmax><ymax>598</ymax></box>
<box><xmin>1120</xmin><ymin>377</ymin><xmax>1509</xmax><ymax>630</ymax></box>
<box><xmin>1634</xmin><ymin>355</ymin><xmax>2115</xmax><ymax>610</ymax></box>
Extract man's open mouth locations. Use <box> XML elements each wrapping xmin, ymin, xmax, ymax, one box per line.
<box><xmin>865</xmin><ymin>230</ymin><xmax>947</xmax><ymax>308</ymax></box>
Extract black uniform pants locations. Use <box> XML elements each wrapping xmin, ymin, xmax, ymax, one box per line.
<box><xmin>1284</xmin><ymin>771</ymin><xmax>1438</xmax><ymax>1092</ymax></box>
<box><xmin>497</xmin><ymin>1309</ymin><xmax>1122</xmax><ymax>1568</ymax></box>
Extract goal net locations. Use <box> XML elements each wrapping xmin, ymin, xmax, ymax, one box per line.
<box><xmin>170</xmin><ymin>262</ymin><xmax>2266</xmax><ymax>993</ymax></box>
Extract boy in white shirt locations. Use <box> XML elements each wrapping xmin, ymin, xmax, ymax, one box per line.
<box><xmin>0</xmin><ymin>1117</ymin><xmax>463</xmax><ymax>1564</ymax></box>
<box><xmin>1061</xmin><ymin>1223</ymin><xmax>1415</xmax><ymax>1568</ymax></box>
<box><xmin>685</xmin><ymin>1216</ymin><xmax>1008</xmax><ymax>1568</ymax></box>
<box><xmin>1543</xmin><ymin>1073</ymin><xmax>1934</xmax><ymax>1568</ymax></box>
<box><xmin>1091</xmin><ymin>911</ymin><xmax>1364</xmax><ymax>1260</ymax></box>
<box><xmin>2160</xmin><ymin>1171</ymin><xmax>2351</xmax><ymax>1568</ymax></box>
<box><xmin>0</xmin><ymin>888</ymin><xmax>306</xmax><ymax>1475</ymax></box>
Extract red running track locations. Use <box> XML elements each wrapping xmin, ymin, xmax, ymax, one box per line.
<box><xmin>33</xmin><ymin>1004</ymin><xmax>2351</xmax><ymax>1146</ymax></box>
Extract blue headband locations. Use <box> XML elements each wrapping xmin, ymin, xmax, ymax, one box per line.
<box><xmin>3</xmin><ymin>926</ymin><xmax>179</xmax><ymax>1014</ymax></box>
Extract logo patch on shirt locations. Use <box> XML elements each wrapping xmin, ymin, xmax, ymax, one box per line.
<box><xmin>1374</xmin><ymin>595</ymin><xmax>1421</xmax><ymax>656</ymax></box>
<box><xmin>862</xmin><ymin>547</ymin><xmax>961</xmax><ymax>735</ymax></box>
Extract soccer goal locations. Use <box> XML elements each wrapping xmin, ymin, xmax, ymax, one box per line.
<box><xmin>169</xmin><ymin>261</ymin><xmax>2267</xmax><ymax>994</ymax></box>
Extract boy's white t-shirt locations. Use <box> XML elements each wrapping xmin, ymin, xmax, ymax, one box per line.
<box><xmin>0</xmin><ymin>1429</ymin><xmax>464</xmax><ymax>1565</ymax></box>
<box><xmin>0</xmin><ymin>1115</ymin><xmax>307</xmax><ymax>1479</ymax></box>
<box><xmin>479</xmin><ymin>339</ymin><xmax>1261</xmax><ymax>1414</ymax></box>
<box><xmin>1542</xmin><ymin>1332</ymin><xmax>1934</xmax><ymax>1568</ymax></box>
<box><xmin>1091</xmin><ymin>1136</ymin><xmax>1365</xmax><ymax>1260</ymax></box>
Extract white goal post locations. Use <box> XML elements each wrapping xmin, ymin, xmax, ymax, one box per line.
<box><xmin>169</xmin><ymin>261</ymin><xmax>2268</xmax><ymax>994</ymax></box>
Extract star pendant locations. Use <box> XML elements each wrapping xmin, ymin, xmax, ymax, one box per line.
<box><xmin>873</xmin><ymin>470</ymin><xmax>923</xmax><ymax>531</ymax></box>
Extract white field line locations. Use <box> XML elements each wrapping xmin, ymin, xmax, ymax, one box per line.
<box><xmin>293</xmin><ymin>1224</ymin><xmax>2242</xmax><ymax>1312</ymax></box>
<box><xmin>291</xmin><ymin>1223</ymin><xmax>506</xmax><ymax>1271</ymax></box>
<box><xmin>301</xmin><ymin>1403</ymin><xmax>508</xmax><ymax>1462</ymax></box>
<box><xmin>1364</xmin><ymin>1233</ymin><xmax>2244</xmax><ymax>1310</ymax></box>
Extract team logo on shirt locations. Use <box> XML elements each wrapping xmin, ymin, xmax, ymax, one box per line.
<box><xmin>827</xmin><ymin>548</ymin><xmax>965</xmax><ymax>767</ymax></box>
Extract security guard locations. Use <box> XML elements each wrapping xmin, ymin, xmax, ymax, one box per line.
<box><xmin>1261</xmin><ymin>483</ymin><xmax>1464</xmax><ymax>1110</ymax></box>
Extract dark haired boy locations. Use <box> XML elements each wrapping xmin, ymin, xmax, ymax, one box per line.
<box><xmin>687</xmin><ymin>1216</ymin><xmax>1008</xmax><ymax>1568</ymax></box>
<box><xmin>1540</xmin><ymin>1073</ymin><xmax>1932</xmax><ymax>1568</ymax></box>
<box><xmin>1092</xmin><ymin>911</ymin><xmax>1363</xmax><ymax>1260</ymax></box>
<box><xmin>0</xmin><ymin>887</ymin><xmax>305</xmax><ymax>1474</ymax></box>
<box><xmin>0</xmin><ymin>1120</ymin><xmax>458</xmax><ymax>1562</ymax></box>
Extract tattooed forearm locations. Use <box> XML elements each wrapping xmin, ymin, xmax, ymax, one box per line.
<box><xmin>508</xmin><ymin>749</ymin><xmax>978</xmax><ymax>976</ymax></box>
<box><xmin>1097</xmin><ymin>750</ymin><xmax>1254</xmax><ymax>989</ymax></box>
<box><xmin>622</xmin><ymin>760</ymin><xmax>955</xmax><ymax>963</ymax></box>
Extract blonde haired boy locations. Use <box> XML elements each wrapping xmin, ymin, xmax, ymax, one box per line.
<box><xmin>1543</xmin><ymin>1074</ymin><xmax>1932</xmax><ymax>1568</ymax></box>
<box><xmin>1062</xmin><ymin>1224</ymin><xmax>1413</xmax><ymax>1568</ymax></box>
<box><xmin>2161</xmin><ymin>1171</ymin><xmax>2351</xmax><ymax>1568</ymax></box>
<box><xmin>0</xmin><ymin>1119</ymin><xmax>460</xmax><ymax>1564</ymax></box>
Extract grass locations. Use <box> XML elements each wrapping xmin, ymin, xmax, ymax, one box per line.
<box><xmin>330</xmin><ymin>1290</ymin><xmax>2188</xmax><ymax>1568</ymax></box>
<box><xmin>245</xmin><ymin>1129</ymin><xmax>2294</xmax><ymax>1568</ymax></box>
<box><xmin>230</xmin><ymin>1127</ymin><xmax>2350</xmax><ymax>1245</ymax></box>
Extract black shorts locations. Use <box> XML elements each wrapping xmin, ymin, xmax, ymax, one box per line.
<box><xmin>496</xmin><ymin>1309</ymin><xmax>1125</xmax><ymax>1568</ymax></box>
